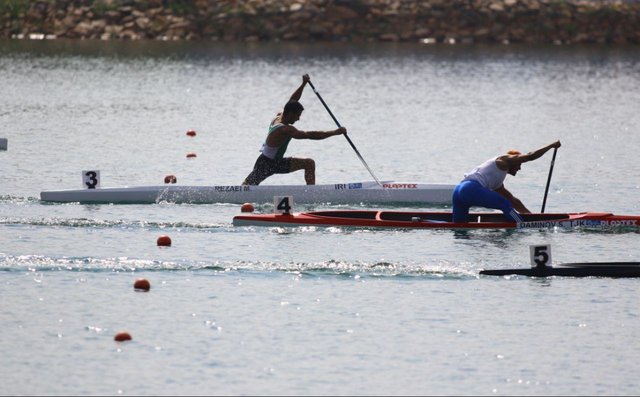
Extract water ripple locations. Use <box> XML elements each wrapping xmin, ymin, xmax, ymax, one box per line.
<box><xmin>0</xmin><ymin>195</ymin><xmax>40</xmax><ymax>204</ymax></box>
<box><xmin>0</xmin><ymin>217</ymin><xmax>227</xmax><ymax>230</ymax></box>
<box><xmin>0</xmin><ymin>253</ymin><xmax>475</xmax><ymax>278</ymax></box>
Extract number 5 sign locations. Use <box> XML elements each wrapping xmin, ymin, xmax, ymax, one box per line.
<box><xmin>82</xmin><ymin>170</ymin><xmax>100</xmax><ymax>189</ymax></box>
<box><xmin>530</xmin><ymin>244</ymin><xmax>552</xmax><ymax>268</ymax></box>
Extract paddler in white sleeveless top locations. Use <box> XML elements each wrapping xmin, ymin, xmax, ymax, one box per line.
<box><xmin>452</xmin><ymin>140</ymin><xmax>562</xmax><ymax>223</ymax></box>
<box><xmin>242</xmin><ymin>74</ymin><xmax>346</xmax><ymax>185</ymax></box>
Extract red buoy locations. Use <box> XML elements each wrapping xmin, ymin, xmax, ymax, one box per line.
<box><xmin>186</xmin><ymin>130</ymin><xmax>197</xmax><ymax>137</ymax></box>
<box><xmin>164</xmin><ymin>174</ymin><xmax>177</xmax><ymax>184</ymax></box>
<box><xmin>114</xmin><ymin>332</ymin><xmax>132</xmax><ymax>342</ymax></box>
<box><xmin>157</xmin><ymin>235</ymin><xmax>172</xmax><ymax>246</ymax></box>
<box><xmin>133</xmin><ymin>278</ymin><xmax>151</xmax><ymax>291</ymax></box>
<box><xmin>241</xmin><ymin>203</ymin><xmax>255</xmax><ymax>213</ymax></box>
<box><xmin>186</xmin><ymin>152</ymin><xmax>197</xmax><ymax>158</ymax></box>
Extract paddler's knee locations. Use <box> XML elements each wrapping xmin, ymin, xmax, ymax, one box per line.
<box><xmin>305</xmin><ymin>159</ymin><xmax>315</xmax><ymax>170</ymax></box>
<box><xmin>295</xmin><ymin>158</ymin><xmax>314</xmax><ymax>171</ymax></box>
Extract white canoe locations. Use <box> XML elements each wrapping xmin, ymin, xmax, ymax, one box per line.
<box><xmin>40</xmin><ymin>181</ymin><xmax>455</xmax><ymax>205</ymax></box>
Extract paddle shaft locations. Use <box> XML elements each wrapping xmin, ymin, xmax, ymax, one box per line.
<box><xmin>307</xmin><ymin>80</ymin><xmax>382</xmax><ymax>186</ymax></box>
<box><xmin>541</xmin><ymin>147</ymin><xmax>558</xmax><ymax>213</ymax></box>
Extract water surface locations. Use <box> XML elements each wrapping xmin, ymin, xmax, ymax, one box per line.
<box><xmin>1</xmin><ymin>39</ymin><xmax>639</xmax><ymax>395</ymax></box>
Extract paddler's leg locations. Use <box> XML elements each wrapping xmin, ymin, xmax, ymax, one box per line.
<box><xmin>242</xmin><ymin>155</ymin><xmax>275</xmax><ymax>185</ymax></box>
<box><xmin>452</xmin><ymin>181</ymin><xmax>472</xmax><ymax>222</ymax></box>
<box><xmin>453</xmin><ymin>180</ymin><xmax>523</xmax><ymax>223</ymax></box>
<box><xmin>242</xmin><ymin>170</ymin><xmax>265</xmax><ymax>185</ymax></box>
<box><xmin>289</xmin><ymin>158</ymin><xmax>316</xmax><ymax>185</ymax></box>
<box><xmin>468</xmin><ymin>183</ymin><xmax>523</xmax><ymax>222</ymax></box>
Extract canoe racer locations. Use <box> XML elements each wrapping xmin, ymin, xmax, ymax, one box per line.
<box><xmin>452</xmin><ymin>140</ymin><xmax>562</xmax><ymax>223</ymax></box>
<box><xmin>242</xmin><ymin>74</ymin><xmax>346</xmax><ymax>185</ymax></box>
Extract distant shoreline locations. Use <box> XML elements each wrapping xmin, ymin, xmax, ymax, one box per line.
<box><xmin>2</xmin><ymin>0</ymin><xmax>639</xmax><ymax>44</ymax></box>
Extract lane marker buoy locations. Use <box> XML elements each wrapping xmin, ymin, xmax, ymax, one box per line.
<box><xmin>241</xmin><ymin>203</ymin><xmax>255</xmax><ymax>213</ymax></box>
<box><xmin>134</xmin><ymin>278</ymin><xmax>151</xmax><ymax>291</ymax></box>
<box><xmin>164</xmin><ymin>174</ymin><xmax>177</xmax><ymax>184</ymax></box>
<box><xmin>157</xmin><ymin>235</ymin><xmax>172</xmax><ymax>246</ymax></box>
<box><xmin>114</xmin><ymin>332</ymin><xmax>132</xmax><ymax>342</ymax></box>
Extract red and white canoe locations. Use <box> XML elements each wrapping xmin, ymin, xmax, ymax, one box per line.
<box><xmin>233</xmin><ymin>210</ymin><xmax>640</xmax><ymax>229</ymax></box>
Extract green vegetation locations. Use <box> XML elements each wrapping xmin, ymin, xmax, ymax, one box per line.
<box><xmin>0</xmin><ymin>0</ymin><xmax>30</xmax><ymax>18</ymax></box>
<box><xmin>165</xmin><ymin>0</ymin><xmax>196</xmax><ymax>15</ymax></box>
<box><xmin>90</xmin><ymin>0</ymin><xmax>120</xmax><ymax>15</ymax></box>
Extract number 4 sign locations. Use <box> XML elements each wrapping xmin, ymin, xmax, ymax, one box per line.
<box><xmin>82</xmin><ymin>170</ymin><xmax>100</xmax><ymax>189</ymax></box>
<box><xmin>274</xmin><ymin>196</ymin><xmax>293</xmax><ymax>215</ymax></box>
<box><xmin>530</xmin><ymin>244</ymin><xmax>552</xmax><ymax>268</ymax></box>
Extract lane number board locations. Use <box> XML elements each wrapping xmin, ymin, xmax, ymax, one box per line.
<box><xmin>530</xmin><ymin>244</ymin><xmax>552</xmax><ymax>268</ymax></box>
<box><xmin>274</xmin><ymin>196</ymin><xmax>293</xmax><ymax>215</ymax></box>
<box><xmin>82</xmin><ymin>170</ymin><xmax>100</xmax><ymax>189</ymax></box>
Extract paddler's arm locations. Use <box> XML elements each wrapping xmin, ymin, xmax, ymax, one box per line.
<box><xmin>289</xmin><ymin>74</ymin><xmax>310</xmax><ymax>102</ymax></box>
<box><xmin>518</xmin><ymin>140</ymin><xmax>562</xmax><ymax>164</ymax></box>
<box><xmin>284</xmin><ymin>125</ymin><xmax>347</xmax><ymax>140</ymax></box>
<box><xmin>495</xmin><ymin>185</ymin><xmax>531</xmax><ymax>213</ymax></box>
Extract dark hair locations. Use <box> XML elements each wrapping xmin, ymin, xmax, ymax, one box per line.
<box><xmin>283</xmin><ymin>101</ymin><xmax>304</xmax><ymax>116</ymax></box>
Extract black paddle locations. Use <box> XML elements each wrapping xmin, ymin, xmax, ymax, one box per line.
<box><xmin>307</xmin><ymin>80</ymin><xmax>382</xmax><ymax>186</ymax></box>
<box><xmin>541</xmin><ymin>147</ymin><xmax>558</xmax><ymax>213</ymax></box>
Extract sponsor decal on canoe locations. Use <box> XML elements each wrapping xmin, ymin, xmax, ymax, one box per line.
<box><xmin>518</xmin><ymin>219</ymin><xmax>637</xmax><ymax>229</ymax></box>
<box><xmin>383</xmin><ymin>183</ymin><xmax>417</xmax><ymax>189</ymax></box>
<box><xmin>334</xmin><ymin>183</ymin><xmax>363</xmax><ymax>190</ymax></box>
<box><xmin>594</xmin><ymin>219</ymin><xmax>637</xmax><ymax>226</ymax></box>
<box><xmin>518</xmin><ymin>220</ymin><xmax>573</xmax><ymax>228</ymax></box>
<box><xmin>214</xmin><ymin>185</ymin><xmax>251</xmax><ymax>192</ymax></box>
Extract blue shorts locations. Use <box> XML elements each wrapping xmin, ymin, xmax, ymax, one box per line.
<box><xmin>452</xmin><ymin>180</ymin><xmax>523</xmax><ymax>223</ymax></box>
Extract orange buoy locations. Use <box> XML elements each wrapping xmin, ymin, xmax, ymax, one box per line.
<box><xmin>133</xmin><ymin>278</ymin><xmax>151</xmax><ymax>291</ymax></box>
<box><xmin>186</xmin><ymin>129</ymin><xmax>197</xmax><ymax>137</ymax></box>
<box><xmin>164</xmin><ymin>174</ymin><xmax>177</xmax><ymax>184</ymax></box>
<box><xmin>186</xmin><ymin>152</ymin><xmax>197</xmax><ymax>158</ymax></box>
<box><xmin>241</xmin><ymin>203</ymin><xmax>255</xmax><ymax>213</ymax></box>
<box><xmin>114</xmin><ymin>332</ymin><xmax>132</xmax><ymax>342</ymax></box>
<box><xmin>157</xmin><ymin>235</ymin><xmax>172</xmax><ymax>247</ymax></box>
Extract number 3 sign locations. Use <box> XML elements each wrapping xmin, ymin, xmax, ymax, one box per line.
<box><xmin>82</xmin><ymin>170</ymin><xmax>100</xmax><ymax>189</ymax></box>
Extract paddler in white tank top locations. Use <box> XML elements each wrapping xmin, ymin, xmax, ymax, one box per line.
<box><xmin>242</xmin><ymin>74</ymin><xmax>347</xmax><ymax>185</ymax></box>
<box><xmin>452</xmin><ymin>140</ymin><xmax>562</xmax><ymax>223</ymax></box>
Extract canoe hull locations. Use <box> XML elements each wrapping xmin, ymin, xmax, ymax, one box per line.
<box><xmin>232</xmin><ymin>210</ymin><xmax>640</xmax><ymax>229</ymax></box>
<box><xmin>481</xmin><ymin>262</ymin><xmax>640</xmax><ymax>278</ymax></box>
<box><xmin>40</xmin><ymin>181</ymin><xmax>455</xmax><ymax>205</ymax></box>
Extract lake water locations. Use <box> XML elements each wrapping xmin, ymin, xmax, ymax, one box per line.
<box><xmin>1</xmin><ymin>39</ymin><xmax>639</xmax><ymax>395</ymax></box>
